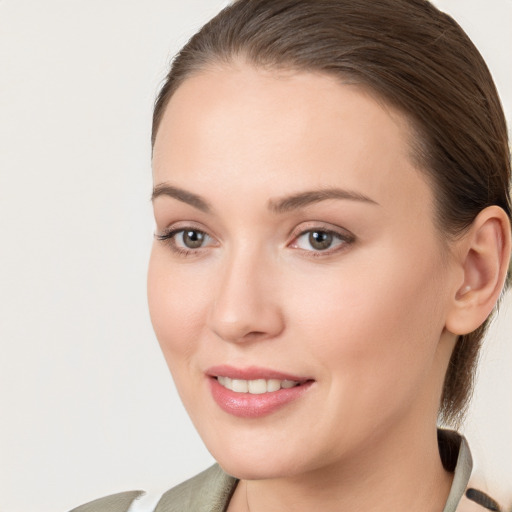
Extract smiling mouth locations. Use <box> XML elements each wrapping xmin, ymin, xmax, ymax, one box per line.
<box><xmin>209</xmin><ymin>369</ymin><xmax>314</xmax><ymax>417</ymax></box>
<box><xmin>216</xmin><ymin>376</ymin><xmax>301</xmax><ymax>394</ymax></box>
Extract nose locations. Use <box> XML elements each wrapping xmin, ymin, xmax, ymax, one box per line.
<box><xmin>207</xmin><ymin>249</ymin><xmax>285</xmax><ymax>343</ymax></box>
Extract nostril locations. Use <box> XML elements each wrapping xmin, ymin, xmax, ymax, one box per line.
<box><xmin>245</xmin><ymin>331</ymin><xmax>266</xmax><ymax>338</ymax></box>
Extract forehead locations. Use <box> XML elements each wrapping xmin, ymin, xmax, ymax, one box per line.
<box><xmin>152</xmin><ymin>64</ymin><xmax>431</xmax><ymax>213</ymax></box>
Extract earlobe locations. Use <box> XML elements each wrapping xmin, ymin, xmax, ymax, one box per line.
<box><xmin>446</xmin><ymin>206</ymin><xmax>511</xmax><ymax>336</ymax></box>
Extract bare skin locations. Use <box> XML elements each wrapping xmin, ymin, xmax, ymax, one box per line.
<box><xmin>149</xmin><ymin>64</ymin><xmax>510</xmax><ymax>512</ymax></box>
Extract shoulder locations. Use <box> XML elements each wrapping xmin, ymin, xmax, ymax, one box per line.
<box><xmin>68</xmin><ymin>465</ymin><xmax>238</xmax><ymax>512</ymax></box>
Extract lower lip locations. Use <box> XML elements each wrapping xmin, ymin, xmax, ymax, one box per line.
<box><xmin>209</xmin><ymin>377</ymin><xmax>313</xmax><ymax>418</ymax></box>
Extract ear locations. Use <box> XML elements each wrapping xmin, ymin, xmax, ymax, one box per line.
<box><xmin>445</xmin><ymin>205</ymin><xmax>511</xmax><ymax>336</ymax></box>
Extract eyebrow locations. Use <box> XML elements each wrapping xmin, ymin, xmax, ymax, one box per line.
<box><xmin>151</xmin><ymin>183</ymin><xmax>378</xmax><ymax>214</ymax></box>
<box><xmin>151</xmin><ymin>184</ymin><xmax>211</xmax><ymax>213</ymax></box>
<box><xmin>268</xmin><ymin>188</ymin><xmax>379</xmax><ymax>213</ymax></box>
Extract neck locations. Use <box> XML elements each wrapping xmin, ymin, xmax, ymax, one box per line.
<box><xmin>230</xmin><ymin>421</ymin><xmax>453</xmax><ymax>512</ymax></box>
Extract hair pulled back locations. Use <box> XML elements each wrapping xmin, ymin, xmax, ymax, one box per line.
<box><xmin>152</xmin><ymin>0</ymin><xmax>511</xmax><ymax>425</ymax></box>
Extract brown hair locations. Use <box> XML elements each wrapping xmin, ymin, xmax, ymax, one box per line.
<box><xmin>152</xmin><ymin>0</ymin><xmax>511</xmax><ymax>425</ymax></box>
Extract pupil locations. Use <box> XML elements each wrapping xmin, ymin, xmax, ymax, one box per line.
<box><xmin>309</xmin><ymin>231</ymin><xmax>332</xmax><ymax>250</ymax></box>
<box><xmin>183</xmin><ymin>230</ymin><xmax>204</xmax><ymax>248</ymax></box>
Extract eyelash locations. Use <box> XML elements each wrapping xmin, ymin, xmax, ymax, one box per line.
<box><xmin>155</xmin><ymin>227</ymin><xmax>214</xmax><ymax>257</ymax></box>
<box><xmin>155</xmin><ymin>225</ymin><xmax>355</xmax><ymax>258</ymax></box>
<box><xmin>289</xmin><ymin>226</ymin><xmax>355</xmax><ymax>257</ymax></box>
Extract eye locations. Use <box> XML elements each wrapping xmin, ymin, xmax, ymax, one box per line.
<box><xmin>155</xmin><ymin>227</ymin><xmax>216</xmax><ymax>254</ymax></box>
<box><xmin>305</xmin><ymin>230</ymin><xmax>335</xmax><ymax>251</ymax></box>
<box><xmin>291</xmin><ymin>228</ymin><xmax>353</xmax><ymax>253</ymax></box>
<box><xmin>175</xmin><ymin>229</ymin><xmax>209</xmax><ymax>249</ymax></box>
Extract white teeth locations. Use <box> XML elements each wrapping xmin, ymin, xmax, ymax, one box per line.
<box><xmin>248</xmin><ymin>379</ymin><xmax>267</xmax><ymax>394</ymax></box>
<box><xmin>216</xmin><ymin>376</ymin><xmax>300</xmax><ymax>394</ymax></box>
<box><xmin>267</xmin><ymin>379</ymin><xmax>281</xmax><ymax>392</ymax></box>
<box><xmin>232</xmin><ymin>379</ymin><xmax>248</xmax><ymax>393</ymax></box>
<box><xmin>217</xmin><ymin>376</ymin><xmax>231</xmax><ymax>388</ymax></box>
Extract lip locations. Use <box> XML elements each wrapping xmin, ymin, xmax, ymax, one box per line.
<box><xmin>206</xmin><ymin>365</ymin><xmax>314</xmax><ymax>418</ymax></box>
<box><xmin>206</xmin><ymin>365</ymin><xmax>309</xmax><ymax>382</ymax></box>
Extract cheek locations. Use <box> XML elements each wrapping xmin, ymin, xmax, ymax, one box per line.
<box><xmin>147</xmin><ymin>246</ymin><xmax>209</xmax><ymax>365</ymax></box>
<box><xmin>285</xmin><ymin>256</ymin><xmax>448</xmax><ymax>454</ymax></box>
<box><xmin>286</xmin><ymin>245</ymin><xmax>447</xmax><ymax>392</ymax></box>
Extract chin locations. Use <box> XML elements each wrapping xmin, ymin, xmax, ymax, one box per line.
<box><xmin>206</xmin><ymin>439</ymin><xmax>312</xmax><ymax>481</ymax></box>
<box><xmin>217</xmin><ymin>457</ymin><xmax>300</xmax><ymax>481</ymax></box>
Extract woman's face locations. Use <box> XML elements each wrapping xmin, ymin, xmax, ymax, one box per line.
<box><xmin>148</xmin><ymin>65</ymin><xmax>458</xmax><ymax>479</ymax></box>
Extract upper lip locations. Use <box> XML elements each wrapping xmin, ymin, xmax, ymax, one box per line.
<box><xmin>206</xmin><ymin>365</ymin><xmax>311</xmax><ymax>382</ymax></box>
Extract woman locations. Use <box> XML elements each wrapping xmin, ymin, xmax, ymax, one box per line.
<box><xmin>72</xmin><ymin>0</ymin><xmax>511</xmax><ymax>511</ymax></box>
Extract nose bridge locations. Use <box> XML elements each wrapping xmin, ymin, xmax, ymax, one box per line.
<box><xmin>208</xmin><ymin>242</ymin><xmax>283</xmax><ymax>342</ymax></box>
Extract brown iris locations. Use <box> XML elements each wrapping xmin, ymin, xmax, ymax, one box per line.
<box><xmin>182</xmin><ymin>230</ymin><xmax>206</xmax><ymax>248</ymax></box>
<box><xmin>309</xmin><ymin>231</ymin><xmax>333</xmax><ymax>250</ymax></box>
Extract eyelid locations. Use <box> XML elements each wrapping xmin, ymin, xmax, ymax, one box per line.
<box><xmin>289</xmin><ymin>221</ymin><xmax>355</xmax><ymax>241</ymax></box>
<box><xmin>155</xmin><ymin>220</ymin><xmax>216</xmax><ymax>240</ymax></box>
<box><xmin>288</xmin><ymin>222</ymin><xmax>356</xmax><ymax>254</ymax></box>
<box><xmin>155</xmin><ymin>222</ymin><xmax>219</xmax><ymax>256</ymax></box>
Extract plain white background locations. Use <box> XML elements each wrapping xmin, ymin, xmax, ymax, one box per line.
<box><xmin>0</xmin><ymin>1</ymin><xmax>510</xmax><ymax>511</ymax></box>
